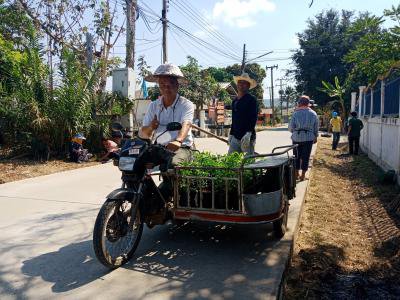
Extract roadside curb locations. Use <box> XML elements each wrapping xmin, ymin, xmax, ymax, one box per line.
<box><xmin>276</xmin><ymin>143</ymin><xmax>318</xmax><ymax>299</ymax></box>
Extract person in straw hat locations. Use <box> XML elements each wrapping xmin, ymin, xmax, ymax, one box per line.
<box><xmin>228</xmin><ymin>72</ymin><xmax>258</xmax><ymax>155</ymax></box>
<box><xmin>140</xmin><ymin>63</ymin><xmax>194</xmax><ymax>199</ymax></box>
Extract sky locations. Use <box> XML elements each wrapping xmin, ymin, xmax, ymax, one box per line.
<box><xmin>107</xmin><ymin>0</ymin><xmax>397</xmax><ymax>100</ymax></box>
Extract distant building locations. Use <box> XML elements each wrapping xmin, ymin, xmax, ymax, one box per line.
<box><xmin>218</xmin><ymin>82</ymin><xmax>237</xmax><ymax>100</ymax></box>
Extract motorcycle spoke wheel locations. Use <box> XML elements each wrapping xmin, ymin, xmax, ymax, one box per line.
<box><xmin>93</xmin><ymin>200</ymin><xmax>143</xmax><ymax>269</ymax></box>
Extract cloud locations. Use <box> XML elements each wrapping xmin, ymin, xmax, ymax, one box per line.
<box><xmin>213</xmin><ymin>0</ymin><xmax>276</xmax><ymax>28</ymax></box>
<box><xmin>193</xmin><ymin>24</ymin><xmax>219</xmax><ymax>39</ymax></box>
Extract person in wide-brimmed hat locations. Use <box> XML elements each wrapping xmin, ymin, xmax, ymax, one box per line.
<box><xmin>228</xmin><ymin>72</ymin><xmax>258</xmax><ymax>155</ymax></box>
<box><xmin>141</xmin><ymin>63</ymin><xmax>195</xmax><ymax>200</ymax></box>
<box><xmin>141</xmin><ymin>63</ymin><xmax>194</xmax><ymax>152</ymax></box>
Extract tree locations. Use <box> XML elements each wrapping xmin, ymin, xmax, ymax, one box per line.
<box><xmin>224</xmin><ymin>63</ymin><xmax>266</xmax><ymax>109</ymax></box>
<box><xmin>344</xmin><ymin>6</ymin><xmax>400</xmax><ymax>86</ymax></box>
<box><xmin>291</xmin><ymin>9</ymin><xmax>355</xmax><ymax>107</ymax></box>
<box><xmin>137</xmin><ymin>55</ymin><xmax>151</xmax><ymax>81</ymax></box>
<box><xmin>203</xmin><ymin>66</ymin><xmax>231</xmax><ymax>82</ymax></box>
<box><xmin>283</xmin><ymin>86</ymin><xmax>298</xmax><ymax>115</ymax></box>
<box><xmin>179</xmin><ymin>56</ymin><xmax>218</xmax><ymax>118</ymax></box>
<box><xmin>0</xmin><ymin>1</ymin><xmax>131</xmax><ymax>157</ymax></box>
<box><xmin>15</xmin><ymin>0</ymin><xmax>125</xmax><ymax>91</ymax></box>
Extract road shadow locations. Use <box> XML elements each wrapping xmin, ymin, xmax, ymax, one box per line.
<box><xmin>19</xmin><ymin>214</ymin><xmax>288</xmax><ymax>298</ymax></box>
<box><xmin>16</xmin><ymin>208</ymin><xmax>106</xmax><ymax>294</ymax></box>
<box><xmin>21</xmin><ymin>240</ymin><xmax>108</xmax><ymax>293</ymax></box>
<box><xmin>125</xmin><ymin>221</ymin><xmax>287</xmax><ymax>300</ymax></box>
<box><xmin>284</xmin><ymin>243</ymin><xmax>400</xmax><ymax>299</ymax></box>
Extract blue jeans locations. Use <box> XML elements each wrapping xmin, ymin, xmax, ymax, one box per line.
<box><xmin>293</xmin><ymin>141</ymin><xmax>313</xmax><ymax>171</ymax></box>
<box><xmin>332</xmin><ymin>132</ymin><xmax>340</xmax><ymax>149</ymax></box>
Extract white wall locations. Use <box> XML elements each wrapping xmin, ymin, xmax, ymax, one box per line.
<box><xmin>360</xmin><ymin>117</ymin><xmax>400</xmax><ymax>182</ymax></box>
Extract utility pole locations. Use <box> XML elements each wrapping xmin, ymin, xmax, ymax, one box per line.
<box><xmin>126</xmin><ymin>0</ymin><xmax>137</xmax><ymax>68</ymax></box>
<box><xmin>276</xmin><ymin>78</ymin><xmax>286</xmax><ymax>123</ymax></box>
<box><xmin>241</xmin><ymin>43</ymin><xmax>246</xmax><ymax>72</ymax></box>
<box><xmin>162</xmin><ymin>0</ymin><xmax>168</xmax><ymax>63</ymax></box>
<box><xmin>266</xmin><ymin>65</ymin><xmax>278</xmax><ymax>125</ymax></box>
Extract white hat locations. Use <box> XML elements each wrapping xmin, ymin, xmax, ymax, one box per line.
<box><xmin>145</xmin><ymin>63</ymin><xmax>187</xmax><ymax>84</ymax></box>
<box><xmin>233</xmin><ymin>72</ymin><xmax>257</xmax><ymax>90</ymax></box>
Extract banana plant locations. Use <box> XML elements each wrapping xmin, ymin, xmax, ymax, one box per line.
<box><xmin>318</xmin><ymin>76</ymin><xmax>348</xmax><ymax>120</ymax></box>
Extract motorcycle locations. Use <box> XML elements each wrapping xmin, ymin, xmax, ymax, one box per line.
<box><xmin>93</xmin><ymin>122</ymin><xmax>297</xmax><ymax>269</ymax></box>
<box><xmin>92</xmin><ymin>122</ymin><xmax>182</xmax><ymax>269</ymax></box>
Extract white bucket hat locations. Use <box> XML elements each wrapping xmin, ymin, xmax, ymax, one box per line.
<box><xmin>233</xmin><ymin>72</ymin><xmax>257</xmax><ymax>90</ymax></box>
<box><xmin>144</xmin><ymin>63</ymin><xmax>187</xmax><ymax>84</ymax></box>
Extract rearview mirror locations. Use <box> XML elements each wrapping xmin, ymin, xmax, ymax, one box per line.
<box><xmin>166</xmin><ymin>122</ymin><xmax>182</xmax><ymax>131</ymax></box>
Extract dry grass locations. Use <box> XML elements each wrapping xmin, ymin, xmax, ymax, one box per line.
<box><xmin>283</xmin><ymin>137</ymin><xmax>400</xmax><ymax>299</ymax></box>
<box><xmin>0</xmin><ymin>159</ymin><xmax>99</xmax><ymax>184</ymax></box>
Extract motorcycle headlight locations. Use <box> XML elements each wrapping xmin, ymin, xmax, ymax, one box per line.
<box><xmin>118</xmin><ymin>157</ymin><xmax>136</xmax><ymax>171</ymax></box>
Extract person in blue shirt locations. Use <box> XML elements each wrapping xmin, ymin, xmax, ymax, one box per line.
<box><xmin>69</xmin><ymin>133</ymin><xmax>92</xmax><ymax>163</ymax></box>
<box><xmin>228</xmin><ymin>73</ymin><xmax>258</xmax><ymax>155</ymax></box>
<box><xmin>289</xmin><ymin>95</ymin><xmax>319</xmax><ymax>180</ymax></box>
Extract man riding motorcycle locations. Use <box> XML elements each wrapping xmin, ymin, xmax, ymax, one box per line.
<box><xmin>140</xmin><ymin>63</ymin><xmax>195</xmax><ymax>199</ymax></box>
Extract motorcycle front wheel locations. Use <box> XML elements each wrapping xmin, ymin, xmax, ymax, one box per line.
<box><xmin>93</xmin><ymin>199</ymin><xmax>143</xmax><ymax>269</ymax></box>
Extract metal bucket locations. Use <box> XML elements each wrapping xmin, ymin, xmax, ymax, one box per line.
<box><xmin>243</xmin><ymin>189</ymin><xmax>282</xmax><ymax>216</ymax></box>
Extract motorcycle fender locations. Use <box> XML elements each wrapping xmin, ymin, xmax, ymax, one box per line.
<box><xmin>106</xmin><ymin>188</ymin><xmax>137</xmax><ymax>201</ymax></box>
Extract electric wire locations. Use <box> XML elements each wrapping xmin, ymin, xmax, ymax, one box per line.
<box><xmin>136</xmin><ymin>2</ymin><xmax>241</xmax><ymax>62</ymax></box>
<box><xmin>169</xmin><ymin>0</ymin><xmax>241</xmax><ymax>56</ymax></box>
<box><xmin>175</xmin><ymin>0</ymin><xmax>241</xmax><ymax>51</ymax></box>
<box><xmin>168</xmin><ymin>21</ymin><xmax>241</xmax><ymax>61</ymax></box>
<box><xmin>169</xmin><ymin>27</ymin><xmax>216</xmax><ymax>65</ymax></box>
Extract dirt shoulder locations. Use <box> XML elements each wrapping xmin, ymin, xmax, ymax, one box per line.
<box><xmin>0</xmin><ymin>159</ymin><xmax>100</xmax><ymax>184</ymax></box>
<box><xmin>283</xmin><ymin>137</ymin><xmax>400</xmax><ymax>299</ymax></box>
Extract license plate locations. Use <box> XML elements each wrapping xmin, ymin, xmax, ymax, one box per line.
<box><xmin>129</xmin><ymin>148</ymin><xmax>140</xmax><ymax>155</ymax></box>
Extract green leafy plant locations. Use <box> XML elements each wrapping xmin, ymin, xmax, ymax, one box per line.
<box><xmin>318</xmin><ymin>76</ymin><xmax>347</xmax><ymax>119</ymax></box>
<box><xmin>178</xmin><ymin>152</ymin><xmax>254</xmax><ymax>193</ymax></box>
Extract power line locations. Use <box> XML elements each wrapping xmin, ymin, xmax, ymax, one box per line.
<box><xmin>138</xmin><ymin>6</ymin><xmax>162</xmax><ymax>34</ymax></box>
<box><xmin>169</xmin><ymin>27</ymin><xmax>216</xmax><ymax>65</ymax></box>
<box><xmin>137</xmin><ymin>1</ymin><xmax>160</xmax><ymax>18</ymax></box>
<box><xmin>169</xmin><ymin>0</ymin><xmax>241</xmax><ymax>56</ymax></box>
<box><xmin>136</xmin><ymin>3</ymin><xmax>241</xmax><ymax>62</ymax></box>
<box><xmin>168</xmin><ymin>21</ymin><xmax>241</xmax><ymax>61</ymax></box>
<box><xmin>136</xmin><ymin>3</ymin><xmax>241</xmax><ymax>61</ymax></box>
<box><xmin>176</xmin><ymin>0</ymin><xmax>241</xmax><ymax>51</ymax></box>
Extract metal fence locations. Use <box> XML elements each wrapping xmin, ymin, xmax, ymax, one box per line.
<box><xmin>384</xmin><ymin>77</ymin><xmax>400</xmax><ymax>116</ymax></box>
<box><xmin>365</xmin><ymin>92</ymin><xmax>371</xmax><ymax>115</ymax></box>
<box><xmin>372</xmin><ymin>86</ymin><xmax>381</xmax><ymax>115</ymax></box>
<box><xmin>360</xmin><ymin>76</ymin><xmax>400</xmax><ymax>117</ymax></box>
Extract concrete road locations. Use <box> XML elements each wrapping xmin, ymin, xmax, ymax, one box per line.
<box><xmin>0</xmin><ymin>128</ymin><xmax>309</xmax><ymax>300</ymax></box>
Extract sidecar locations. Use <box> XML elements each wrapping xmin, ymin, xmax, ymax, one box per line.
<box><xmin>172</xmin><ymin>145</ymin><xmax>297</xmax><ymax>238</ymax></box>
